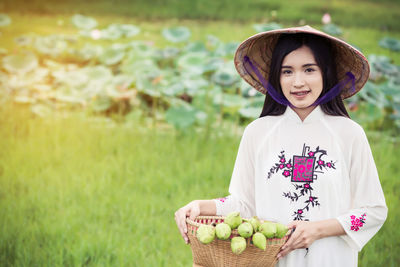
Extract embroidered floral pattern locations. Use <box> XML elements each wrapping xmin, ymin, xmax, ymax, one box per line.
<box><xmin>350</xmin><ymin>213</ymin><xmax>366</xmax><ymax>231</ymax></box>
<box><xmin>217</xmin><ymin>197</ymin><xmax>227</xmax><ymax>203</ymax></box>
<box><xmin>267</xmin><ymin>144</ymin><xmax>337</xmax><ymax>221</ymax></box>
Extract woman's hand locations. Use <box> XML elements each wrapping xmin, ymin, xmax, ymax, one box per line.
<box><xmin>174</xmin><ymin>200</ymin><xmax>201</xmax><ymax>244</ymax></box>
<box><xmin>276</xmin><ymin>219</ymin><xmax>345</xmax><ymax>259</ymax></box>
<box><xmin>276</xmin><ymin>220</ymin><xmax>321</xmax><ymax>259</ymax></box>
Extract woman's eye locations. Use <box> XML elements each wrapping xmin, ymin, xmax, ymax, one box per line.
<box><xmin>282</xmin><ymin>70</ymin><xmax>292</xmax><ymax>74</ymax></box>
<box><xmin>305</xmin><ymin>68</ymin><xmax>315</xmax><ymax>73</ymax></box>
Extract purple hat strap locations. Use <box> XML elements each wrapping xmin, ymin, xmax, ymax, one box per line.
<box><xmin>243</xmin><ymin>55</ymin><xmax>356</xmax><ymax>107</ymax></box>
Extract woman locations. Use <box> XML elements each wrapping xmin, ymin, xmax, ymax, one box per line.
<box><xmin>174</xmin><ymin>25</ymin><xmax>387</xmax><ymax>266</ymax></box>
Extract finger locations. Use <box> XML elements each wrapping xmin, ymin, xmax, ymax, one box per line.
<box><xmin>176</xmin><ymin>209</ymin><xmax>190</xmax><ymax>243</ymax></box>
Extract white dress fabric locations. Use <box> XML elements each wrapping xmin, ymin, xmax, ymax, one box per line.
<box><xmin>214</xmin><ymin>106</ymin><xmax>387</xmax><ymax>267</ymax></box>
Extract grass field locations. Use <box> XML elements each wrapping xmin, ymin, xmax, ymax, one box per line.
<box><xmin>0</xmin><ymin>105</ymin><xmax>399</xmax><ymax>266</ymax></box>
<box><xmin>1</xmin><ymin>0</ymin><xmax>399</xmax><ymax>31</ymax></box>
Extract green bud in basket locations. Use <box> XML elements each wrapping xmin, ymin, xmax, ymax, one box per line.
<box><xmin>225</xmin><ymin>211</ymin><xmax>242</xmax><ymax>229</ymax></box>
<box><xmin>215</xmin><ymin>223</ymin><xmax>231</xmax><ymax>240</ymax></box>
<box><xmin>249</xmin><ymin>216</ymin><xmax>261</xmax><ymax>232</ymax></box>
<box><xmin>259</xmin><ymin>222</ymin><xmax>277</xmax><ymax>238</ymax></box>
<box><xmin>276</xmin><ymin>223</ymin><xmax>289</xmax><ymax>238</ymax></box>
<box><xmin>238</xmin><ymin>222</ymin><xmax>253</xmax><ymax>238</ymax></box>
<box><xmin>231</xmin><ymin>236</ymin><xmax>246</xmax><ymax>255</ymax></box>
<box><xmin>252</xmin><ymin>232</ymin><xmax>267</xmax><ymax>251</ymax></box>
<box><xmin>196</xmin><ymin>224</ymin><xmax>215</xmax><ymax>244</ymax></box>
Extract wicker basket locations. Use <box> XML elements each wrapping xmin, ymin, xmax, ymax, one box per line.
<box><xmin>186</xmin><ymin>216</ymin><xmax>290</xmax><ymax>267</ymax></box>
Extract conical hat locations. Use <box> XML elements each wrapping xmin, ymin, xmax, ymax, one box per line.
<box><xmin>234</xmin><ymin>25</ymin><xmax>370</xmax><ymax>99</ymax></box>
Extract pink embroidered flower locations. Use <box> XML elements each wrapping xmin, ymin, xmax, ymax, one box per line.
<box><xmin>283</xmin><ymin>170</ymin><xmax>291</xmax><ymax>177</ymax></box>
<box><xmin>350</xmin><ymin>214</ymin><xmax>367</xmax><ymax>231</ymax></box>
<box><xmin>308</xmin><ymin>152</ymin><xmax>315</xmax><ymax>157</ymax></box>
<box><xmin>304</xmin><ymin>184</ymin><xmax>310</xmax><ymax>189</ymax></box>
<box><xmin>217</xmin><ymin>197</ymin><xmax>227</xmax><ymax>203</ymax></box>
<box><xmin>279</xmin><ymin>164</ymin><xmax>285</xmax><ymax>169</ymax></box>
<box><xmin>286</xmin><ymin>163</ymin><xmax>292</xmax><ymax>168</ymax></box>
<box><xmin>327</xmin><ymin>163</ymin><xmax>332</xmax><ymax>168</ymax></box>
<box><xmin>297</xmin><ymin>209</ymin><xmax>303</xmax><ymax>214</ymax></box>
<box><xmin>318</xmin><ymin>160</ymin><xmax>324</xmax><ymax>165</ymax></box>
<box><xmin>309</xmin><ymin>197</ymin><xmax>314</xmax><ymax>201</ymax></box>
<box><xmin>280</xmin><ymin>158</ymin><xmax>286</xmax><ymax>163</ymax></box>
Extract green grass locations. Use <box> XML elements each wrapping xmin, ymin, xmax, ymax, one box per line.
<box><xmin>1</xmin><ymin>0</ymin><xmax>400</xmax><ymax>31</ymax></box>
<box><xmin>0</xmin><ymin>105</ymin><xmax>399</xmax><ymax>266</ymax></box>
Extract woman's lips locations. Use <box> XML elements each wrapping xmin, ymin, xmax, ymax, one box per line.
<box><xmin>291</xmin><ymin>90</ymin><xmax>311</xmax><ymax>98</ymax></box>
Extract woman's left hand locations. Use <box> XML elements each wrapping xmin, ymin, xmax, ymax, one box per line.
<box><xmin>276</xmin><ymin>220</ymin><xmax>321</xmax><ymax>259</ymax></box>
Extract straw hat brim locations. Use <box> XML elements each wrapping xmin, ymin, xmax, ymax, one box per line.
<box><xmin>234</xmin><ymin>25</ymin><xmax>370</xmax><ymax>99</ymax></box>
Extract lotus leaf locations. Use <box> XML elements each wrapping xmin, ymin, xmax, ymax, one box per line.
<box><xmin>177</xmin><ymin>52</ymin><xmax>208</xmax><ymax>75</ymax></box>
<box><xmin>359</xmin><ymin>82</ymin><xmax>388</xmax><ymax>108</ymax></box>
<box><xmin>212</xmin><ymin>68</ymin><xmax>239</xmax><ymax>87</ymax></box>
<box><xmin>239</xmin><ymin>107</ymin><xmax>261</xmax><ymax>119</ymax></box>
<box><xmin>91</xmin><ymin>95</ymin><xmax>113</xmax><ymax>112</ymax></box>
<box><xmin>165</xmin><ymin>106</ymin><xmax>197</xmax><ymax>129</ymax></box>
<box><xmin>75</xmin><ymin>44</ymin><xmax>103</xmax><ymax>61</ymax></box>
<box><xmin>100</xmin><ymin>47</ymin><xmax>125</xmax><ymax>65</ymax></box>
<box><xmin>35</xmin><ymin>35</ymin><xmax>68</xmax><ymax>56</ymax></box>
<box><xmin>182</xmin><ymin>76</ymin><xmax>209</xmax><ymax>96</ymax></box>
<box><xmin>203</xmin><ymin>57</ymin><xmax>225</xmax><ymax>73</ymax></box>
<box><xmin>253</xmin><ymin>23</ymin><xmax>282</xmax><ymax>33</ymax></box>
<box><xmin>214</xmin><ymin>94</ymin><xmax>246</xmax><ymax>108</ymax></box>
<box><xmin>162</xmin><ymin>83</ymin><xmax>185</xmax><ymax>96</ymax></box>
<box><xmin>0</xmin><ymin>48</ymin><xmax>8</xmax><ymax>54</ymax></box>
<box><xmin>122</xmin><ymin>59</ymin><xmax>160</xmax><ymax>77</ymax></box>
<box><xmin>161</xmin><ymin>47</ymin><xmax>180</xmax><ymax>59</ymax></box>
<box><xmin>379</xmin><ymin>37</ymin><xmax>400</xmax><ymax>52</ymax></box>
<box><xmin>322</xmin><ymin>23</ymin><xmax>342</xmax><ymax>36</ymax></box>
<box><xmin>0</xmin><ymin>14</ymin><xmax>11</xmax><ymax>27</ymax></box>
<box><xmin>7</xmin><ymin>68</ymin><xmax>50</xmax><ymax>89</ymax></box>
<box><xmin>184</xmin><ymin>41</ymin><xmax>207</xmax><ymax>53</ymax></box>
<box><xmin>53</xmin><ymin>69</ymin><xmax>88</xmax><ymax>88</ymax></box>
<box><xmin>162</xmin><ymin>26</ymin><xmax>191</xmax><ymax>43</ymax></box>
<box><xmin>101</xmin><ymin>27</ymin><xmax>123</xmax><ymax>40</ymax></box>
<box><xmin>83</xmin><ymin>66</ymin><xmax>113</xmax><ymax>83</ymax></box>
<box><xmin>3</xmin><ymin>51</ymin><xmax>38</xmax><ymax>74</ymax></box>
<box><xmin>31</xmin><ymin>104</ymin><xmax>52</xmax><ymax>117</ymax></box>
<box><xmin>71</xmin><ymin>14</ymin><xmax>97</xmax><ymax>30</ymax></box>
<box><xmin>214</xmin><ymin>42</ymin><xmax>239</xmax><ymax>57</ymax></box>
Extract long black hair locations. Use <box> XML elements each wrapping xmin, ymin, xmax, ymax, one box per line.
<box><xmin>259</xmin><ymin>33</ymin><xmax>350</xmax><ymax>118</ymax></box>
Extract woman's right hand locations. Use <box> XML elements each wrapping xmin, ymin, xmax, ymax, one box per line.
<box><xmin>174</xmin><ymin>200</ymin><xmax>201</xmax><ymax>244</ymax></box>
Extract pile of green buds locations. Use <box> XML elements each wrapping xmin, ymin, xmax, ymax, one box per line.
<box><xmin>196</xmin><ymin>212</ymin><xmax>289</xmax><ymax>255</ymax></box>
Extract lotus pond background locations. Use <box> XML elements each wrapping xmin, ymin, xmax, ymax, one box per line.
<box><xmin>0</xmin><ymin>0</ymin><xmax>399</xmax><ymax>266</ymax></box>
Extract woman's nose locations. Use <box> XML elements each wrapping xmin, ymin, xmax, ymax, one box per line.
<box><xmin>293</xmin><ymin>73</ymin><xmax>305</xmax><ymax>87</ymax></box>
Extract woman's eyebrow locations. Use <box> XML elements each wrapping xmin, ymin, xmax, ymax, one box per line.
<box><xmin>281</xmin><ymin>63</ymin><xmax>318</xmax><ymax>68</ymax></box>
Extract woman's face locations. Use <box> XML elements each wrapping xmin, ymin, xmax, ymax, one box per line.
<box><xmin>280</xmin><ymin>45</ymin><xmax>323</xmax><ymax>116</ymax></box>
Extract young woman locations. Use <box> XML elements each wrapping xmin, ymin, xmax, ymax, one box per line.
<box><xmin>174</xmin><ymin>25</ymin><xmax>387</xmax><ymax>266</ymax></box>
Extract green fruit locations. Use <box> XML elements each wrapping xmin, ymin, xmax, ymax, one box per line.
<box><xmin>276</xmin><ymin>223</ymin><xmax>289</xmax><ymax>238</ymax></box>
<box><xmin>252</xmin><ymin>232</ymin><xmax>267</xmax><ymax>250</ymax></box>
<box><xmin>196</xmin><ymin>224</ymin><xmax>215</xmax><ymax>244</ymax></box>
<box><xmin>225</xmin><ymin>211</ymin><xmax>242</xmax><ymax>229</ymax></box>
<box><xmin>259</xmin><ymin>222</ymin><xmax>277</xmax><ymax>238</ymax></box>
<box><xmin>238</xmin><ymin>222</ymin><xmax>253</xmax><ymax>238</ymax></box>
<box><xmin>231</xmin><ymin>236</ymin><xmax>246</xmax><ymax>255</ymax></box>
<box><xmin>215</xmin><ymin>223</ymin><xmax>231</xmax><ymax>240</ymax></box>
<box><xmin>249</xmin><ymin>216</ymin><xmax>261</xmax><ymax>232</ymax></box>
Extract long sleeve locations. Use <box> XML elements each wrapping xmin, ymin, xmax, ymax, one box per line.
<box><xmin>214</xmin><ymin>125</ymin><xmax>256</xmax><ymax>218</ymax></box>
<box><xmin>336</xmin><ymin>126</ymin><xmax>388</xmax><ymax>251</ymax></box>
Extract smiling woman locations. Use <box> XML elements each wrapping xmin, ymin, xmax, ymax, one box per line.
<box><xmin>175</xmin><ymin>25</ymin><xmax>387</xmax><ymax>267</ymax></box>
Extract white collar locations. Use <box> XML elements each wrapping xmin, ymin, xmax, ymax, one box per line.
<box><xmin>283</xmin><ymin>105</ymin><xmax>325</xmax><ymax>124</ymax></box>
